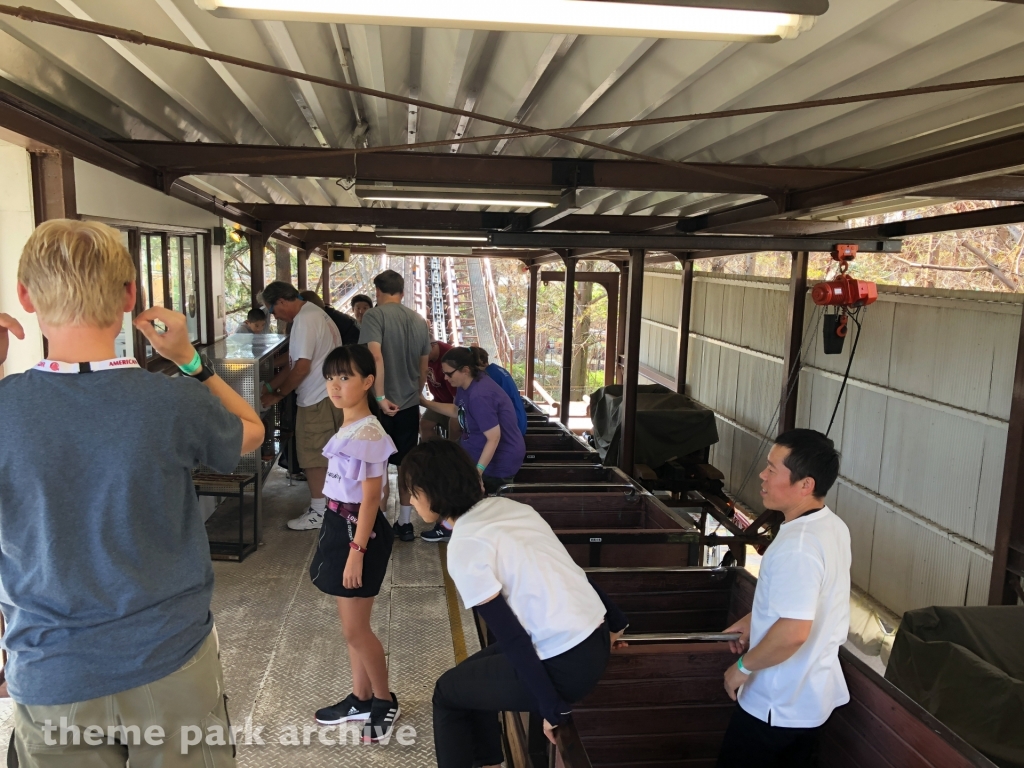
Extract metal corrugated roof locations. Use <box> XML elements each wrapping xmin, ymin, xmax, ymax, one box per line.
<box><xmin>1</xmin><ymin>0</ymin><xmax>1024</xmax><ymax>237</ymax></box>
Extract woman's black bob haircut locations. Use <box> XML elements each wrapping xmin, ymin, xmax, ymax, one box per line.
<box><xmin>322</xmin><ymin>344</ymin><xmax>379</xmax><ymax>416</ymax></box>
<box><xmin>399</xmin><ymin>441</ymin><xmax>484</xmax><ymax>520</ymax></box>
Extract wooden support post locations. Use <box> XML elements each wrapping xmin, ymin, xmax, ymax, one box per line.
<box><xmin>560</xmin><ymin>255</ymin><xmax>576</xmax><ymax>426</ymax></box>
<box><xmin>619</xmin><ymin>248</ymin><xmax>645</xmax><ymax>475</ymax></box>
<box><xmin>779</xmin><ymin>251</ymin><xmax>809</xmax><ymax>435</ymax></box>
<box><xmin>322</xmin><ymin>256</ymin><xmax>331</xmax><ymax>305</ymax></box>
<box><xmin>248</xmin><ymin>231</ymin><xmax>265</xmax><ymax>308</ymax></box>
<box><xmin>297</xmin><ymin>249</ymin><xmax>308</xmax><ymax>291</ymax></box>
<box><xmin>616</xmin><ymin>264</ymin><xmax>629</xmax><ymax>384</ymax></box>
<box><xmin>990</xmin><ymin>303</ymin><xmax>1024</xmax><ymax>605</ymax></box>
<box><xmin>675</xmin><ymin>257</ymin><xmax>694</xmax><ymax>394</ymax></box>
<box><xmin>274</xmin><ymin>240</ymin><xmax>291</xmax><ymax>284</ymax></box>
<box><xmin>525</xmin><ymin>264</ymin><xmax>539</xmax><ymax>400</ymax></box>
<box><xmin>202</xmin><ymin>230</ymin><xmax>216</xmax><ymax>344</ymax></box>
<box><xmin>30</xmin><ymin>151</ymin><xmax>76</xmax><ymax>224</ymax></box>
<box><xmin>605</xmin><ymin>276</ymin><xmax>619</xmax><ymax>387</ymax></box>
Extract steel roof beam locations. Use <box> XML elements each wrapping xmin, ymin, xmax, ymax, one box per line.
<box><xmin>679</xmin><ymin>131</ymin><xmax>1024</xmax><ymax>231</ymax></box>
<box><xmin>233</xmin><ymin>203</ymin><xmax>680</xmax><ymax>232</ymax></box>
<box><xmin>488</xmin><ymin>232</ymin><xmax>902</xmax><ymax>253</ymax></box>
<box><xmin>104</xmin><ymin>141</ymin><xmax>865</xmax><ymax>194</ymax></box>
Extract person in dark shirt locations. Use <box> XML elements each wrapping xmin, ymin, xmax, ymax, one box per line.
<box><xmin>351</xmin><ymin>293</ymin><xmax>373</xmax><ymax>324</ymax></box>
<box><xmin>301</xmin><ymin>290</ymin><xmax>360</xmax><ymax>345</ymax></box>
<box><xmin>421</xmin><ymin>339</ymin><xmax>462</xmax><ymax>442</ymax></box>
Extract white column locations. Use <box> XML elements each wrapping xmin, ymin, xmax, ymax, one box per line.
<box><xmin>0</xmin><ymin>140</ymin><xmax>43</xmax><ymax>374</ymax></box>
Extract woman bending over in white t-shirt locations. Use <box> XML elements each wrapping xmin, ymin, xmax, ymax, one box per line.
<box><xmin>399</xmin><ymin>440</ymin><xmax>629</xmax><ymax>768</ymax></box>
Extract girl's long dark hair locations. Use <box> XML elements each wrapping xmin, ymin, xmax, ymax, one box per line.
<box><xmin>322</xmin><ymin>344</ymin><xmax>379</xmax><ymax>416</ymax></box>
<box><xmin>441</xmin><ymin>346</ymin><xmax>487</xmax><ymax>379</ymax></box>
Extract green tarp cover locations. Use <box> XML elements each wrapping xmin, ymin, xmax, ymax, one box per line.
<box><xmin>885</xmin><ymin>605</ymin><xmax>1024</xmax><ymax>768</ymax></box>
<box><xmin>589</xmin><ymin>384</ymin><xmax>718</xmax><ymax>469</ymax></box>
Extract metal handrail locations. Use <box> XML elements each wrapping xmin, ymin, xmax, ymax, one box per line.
<box><xmin>623</xmin><ymin>632</ymin><xmax>741</xmax><ymax>643</ymax></box>
<box><xmin>497</xmin><ymin>483</ymin><xmax>641</xmax><ymax>496</ymax></box>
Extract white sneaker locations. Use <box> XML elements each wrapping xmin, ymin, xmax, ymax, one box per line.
<box><xmin>287</xmin><ymin>507</ymin><xmax>324</xmax><ymax>530</ymax></box>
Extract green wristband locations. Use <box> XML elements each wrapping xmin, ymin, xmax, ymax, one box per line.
<box><xmin>179</xmin><ymin>350</ymin><xmax>202</xmax><ymax>376</ymax></box>
<box><xmin>376</xmin><ymin>395</ymin><xmax>385</xmax><ymax>402</ymax></box>
<box><xmin>476</xmin><ymin>463</ymin><xmax>486</xmax><ymax>472</ymax></box>
<box><xmin>737</xmin><ymin>655</ymin><xmax>753</xmax><ymax>675</ymax></box>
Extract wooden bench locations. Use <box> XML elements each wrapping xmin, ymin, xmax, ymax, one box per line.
<box><xmin>501</xmin><ymin>492</ymin><xmax>700</xmax><ymax>568</ymax></box>
<box><xmin>524</xmin><ymin>450</ymin><xmax>602</xmax><ymax>465</ymax></box>
<box><xmin>525</xmin><ymin>433</ymin><xmax>594</xmax><ymax>452</ymax></box>
<box><xmin>514</xmin><ymin>566</ymin><xmax>998</xmax><ymax>768</ymax></box>
<box><xmin>512</xmin><ymin>465</ymin><xmax>634</xmax><ymax>486</ymax></box>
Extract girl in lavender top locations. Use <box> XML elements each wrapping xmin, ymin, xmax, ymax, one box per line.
<box><xmin>308</xmin><ymin>344</ymin><xmax>400</xmax><ymax>742</ymax></box>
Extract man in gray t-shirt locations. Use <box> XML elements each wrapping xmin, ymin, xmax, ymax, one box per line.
<box><xmin>359</xmin><ymin>269</ymin><xmax>429</xmax><ymax>540</ymax></box>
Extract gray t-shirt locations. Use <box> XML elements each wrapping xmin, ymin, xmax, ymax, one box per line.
<box><xmin>358</xmin><ymin>302</ymin><xmax>430</xmax><ymax>410</ymax></box>
<box><xmin>0</xmin><ymin>368</ymin><xmax>242</xmax><ymax>706</ymax></box>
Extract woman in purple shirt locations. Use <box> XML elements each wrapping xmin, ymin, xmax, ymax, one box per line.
<box><xmin>420</xmin><ymin>347</ymin><xmax>526</xmax><ymax>541</ymax></box>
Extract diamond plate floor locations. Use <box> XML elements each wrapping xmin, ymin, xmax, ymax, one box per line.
<box><xmin>211</xmin><ymin>465</ymin><xmax>480</xmax><ymax>767</ymax></box>
<box><xmin>0</xmin><ymin>466</ymin><xmax>479</xmax><ymax>766</ymax></box>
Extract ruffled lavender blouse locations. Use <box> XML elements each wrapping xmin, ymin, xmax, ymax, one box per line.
<box><xmin>321</xmin><ymin>415</ymin><xmax>397</xmax><ymax>504</ymax></box>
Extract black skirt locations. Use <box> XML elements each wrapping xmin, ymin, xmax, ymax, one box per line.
<box><xmin>310</xmin><ymin>506</ymin><xmax>394</xmax><ymax>598</ymax></box>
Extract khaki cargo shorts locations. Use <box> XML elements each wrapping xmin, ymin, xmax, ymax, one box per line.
<box><xmin>296</xmin><ymin>397</ymin><xmax>344</xmax><ymax>469</ymax></box>
<box><xmin>13</xmin><ymin>628</ymin><xmax>235</xmax><ymax>768</ymax></box>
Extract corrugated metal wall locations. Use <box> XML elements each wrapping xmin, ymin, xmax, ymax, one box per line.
<box><xmin>639</xmin><ymin>270</ymin><xmax>1019</xmax><ymax>615</ymax></box>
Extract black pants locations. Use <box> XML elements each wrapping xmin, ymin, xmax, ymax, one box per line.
<box><xmin>379</xmin><ymin>405</ymin><xmax>420</xmax><ymax>465</ymax></box>
<box><xmin>716</xmin><ymin>704</ymin><xmax>820</xmax><ymax>768</ymax></box>
<box><xmin>433</xmin><ymin>624</ymin><xmax>609</xmax><ymax>768</ymax></box>
<box><xmin>482</xmin><ymin>475</ymin><xmax>514</xmax><ymax>495</ymax></box>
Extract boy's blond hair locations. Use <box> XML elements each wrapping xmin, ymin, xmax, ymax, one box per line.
<box><xmin>18</xmin><ymin>219</ymin><xmax>136</xmax><ymax>328</ymax></box>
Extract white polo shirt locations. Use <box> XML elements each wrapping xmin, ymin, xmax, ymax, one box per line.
<box><xmin>289</xmin><ymin>301</ymin><xmax>341</xmax><ymax>407</ymax></box>
<box><xmin>446</xmin><ymin>497</ymin><xmax>607</xmax><ymax>660</ymax></box>
<box><xmin>738</xmin><ymin>506</ymin><xmax>851</xmax><ymax>728</ymax></box>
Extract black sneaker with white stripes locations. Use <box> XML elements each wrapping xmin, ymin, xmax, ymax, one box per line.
<box><xmin>315</xmin><ymin>693</ymin><xmax>372</xmax><ymax>724</ymax></box>
<box><xmin>362</xmin><ymin>693</ymin><xmax>401</xmax><ymax>743</ymax></box>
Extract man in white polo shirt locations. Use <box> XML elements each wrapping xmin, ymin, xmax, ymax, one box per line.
<box><xmin>259</xmin><ymin>281</ymin><xmax>342</xmax><ymax>530</ymax></box>
<box><xmin>718</xmin><ymin>428</ymin><xmax>850</xmax><ymax>768</ymax></box>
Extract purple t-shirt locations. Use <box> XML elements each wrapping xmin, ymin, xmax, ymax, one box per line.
<box><xmin>455</xmin><ymin>375</ymin><xmax>526</xmax><ymax>479</ymax></box>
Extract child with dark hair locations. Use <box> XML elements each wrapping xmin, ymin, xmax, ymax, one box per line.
<box><xmin>234</xmin><ymin>307</ymin><xmax>267</xmax><ymax>334</ymax></box>
<box><xmin>418</xmin><ymin>346</ymin><xmax>526</xmax><ymax>542</ymax></box>
<box><xmin>399</xmin><ymin>440</ymin><xmax>628</xmax><ymax>768</ymax></box>
<box><xmin>309</xmin><ymin>344</ymin><xmax>400</xmax><ymax>743</ymax></box>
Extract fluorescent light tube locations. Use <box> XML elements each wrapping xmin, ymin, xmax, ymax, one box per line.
<box><xmin>197</xmin><ymin>0</ymin><xmax>816</xmax><ymax>41</ymax></box>
<box><xmin>382</xmin><ymin>234</ymin><xmax>490</xmax><ymax>242</ymax></box>
<box><xmin>386</xmin><ymin>245</ymin><xmax>474</xmax><ymax>256</ymax></box>
<box><xmin>359</xmin><ymin>193</ymin><xmax>560</xmax><ymax>208</ymax></box>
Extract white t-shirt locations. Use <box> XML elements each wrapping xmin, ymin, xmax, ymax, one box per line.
<box><xmin>289</xmin><ymin>302</ymin><xmax>341</xmax><ymax>407</ymax></box>
<box><xmin>447</xmin><ymin>497</ymin><xmax>607</xmax><ymax>660</ymax></box>
<box><xmin>738</xmin><ymin>506</ymin><xmax>851</xmax><ymax>728</ymax></box>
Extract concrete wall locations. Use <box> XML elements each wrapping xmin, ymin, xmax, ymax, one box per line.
<box><xmin>639</xmin><ymin>269</ymin><xmax>1013</xmax><ymax>616</ymax></box>
<box><xmin>0</xmin><ymin>140</ymin><xmax>44</xmax><ymax>375</ymax></box>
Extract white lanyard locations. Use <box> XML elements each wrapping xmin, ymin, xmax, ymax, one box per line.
<box><xmin>35</xmin><ymin>358</ymin><xmax>141</xmax><ymax>374</ymax></box>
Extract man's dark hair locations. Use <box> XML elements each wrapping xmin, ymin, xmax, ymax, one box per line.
<box><xmin>351</xmin><ymin>294</ymin><xmax>373</xmax><ymax>309</ymax></box>
<box><xmin>260</xmin><ymin>281</ymin><xmax>299</xmax><ymax>306</ymax></box>
<box><xmin>399</xmin><ymin>441</ymin><xmax>484</xmax><ymax>520</ymax></box>
<box><xmin>373</xmin><ymin>270</ymin><xmax>404</xmax><ymax>296</ymax></box>
<box><xmin>774</xmin><ymin>429</ymin><xmax>840</xmax><ymax>499</ymax></box>
<box><xmin>246</xmin><ymin>308</ymin><xmax>266</xmax><ymax>323</ymax></box>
